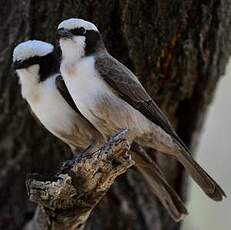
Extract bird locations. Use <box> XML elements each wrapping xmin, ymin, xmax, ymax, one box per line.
<box><xmin>57</xmin><ymin>18</ymin><xmax>226</xmax><ymax>202</ymax></box>
<box><xmin>12</xmin><ymin>40</ymin><xmax>187</xmax><ymax>221</ymax></box>
<box><xmin>12</xmin><ymin>40</ymin><xmax>104</xmax><ymax>152</ymax></box>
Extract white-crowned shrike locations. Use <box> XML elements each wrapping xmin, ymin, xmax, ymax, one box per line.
<box><xmin>57</xmin><ymin>18</ymin><xmax>225</xmax><ymax>202</ymax></box>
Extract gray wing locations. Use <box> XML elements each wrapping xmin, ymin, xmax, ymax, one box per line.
<box><xmin>95</xmin><ymin>53</ymin><xmax>189</xmax><ymax>152</ymax></box>
<box><xmin>55</xmin><ymin>75</ymin><xmax>82</xmax><ymax>115</ymax></box>
<box><xmin>95</xmin><ymin>54</ymin><xmax>226</xmax><ymax>201</ymax></box>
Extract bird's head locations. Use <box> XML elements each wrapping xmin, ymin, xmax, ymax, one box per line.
<box><xmin>57</xmin><ymin>18</ymin><xmax>104</xmax><ymax>61</ymax></box>
<box><xmin>12</xmin><ymin>40</ymin><xmax>58</xmax><ymax>82</ymax></box>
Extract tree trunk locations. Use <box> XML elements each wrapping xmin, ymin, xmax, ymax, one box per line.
<box><xmin>0</xmin><ymin>1</ymin><xmax>230</xmax><ymax>230</ymax></box>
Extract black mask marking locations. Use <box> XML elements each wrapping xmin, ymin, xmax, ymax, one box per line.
<box><xmin>67</xmin><ymin>27</ymin><xmax>105</xmax><ymax>56</ymax></box>
<box><xmin>13</xmin><ymin>51</ymin><xmax>60</xmax><ymax>82</ymax></box>
<box><xmin>85</xmin><ymin>30</ymin><xmax>105</xmax><ymax>56</ymax></box>
<box><xmin>70</xmin><ymin>27</ymin><xmax>86</xmax><ymax>36</ymax></box>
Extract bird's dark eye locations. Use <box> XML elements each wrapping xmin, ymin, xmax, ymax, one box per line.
<box><xmin>70</xmin><ymin>27</ymin><xmax>86</xmax><ymax>36</ymax></box>
<box><xmin>79</xmin><ymin>27</ymin><xmax>86</xmax><ymax>35</ymax></box>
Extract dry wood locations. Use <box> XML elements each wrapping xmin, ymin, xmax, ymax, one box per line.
<box><xmin>24</xmin><ymin>129</ymin><xmax>134</xmax><ymax>230</ymax></box>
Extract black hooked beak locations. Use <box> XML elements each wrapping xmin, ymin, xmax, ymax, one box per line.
<box><xmin>11</xmin><ymin>60</ymin><xmax>23</xmax><ymax>70</ymax></box>
<box><xmin>56</xmin><ymin>28</ymin><xmax>73</xmax><ymax>39</ymax></box>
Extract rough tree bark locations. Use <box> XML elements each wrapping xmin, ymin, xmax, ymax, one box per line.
<box><xmin>0</xmin><ymin>1</ymin><xmax>230</xmax><ymax>230</ymax></box>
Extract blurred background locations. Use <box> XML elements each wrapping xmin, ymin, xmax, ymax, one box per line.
<box><xmin>183</xmin><ymin>59</ymin><xmax>231</xmax><ymax>230</ymax></box>
<box><xmin>0</xmin><ymin>1</ymin><xmax>230</xmax><ymax>229</ymax></box>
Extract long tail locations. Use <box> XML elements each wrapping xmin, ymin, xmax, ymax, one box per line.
<box><xmin>174</xmin><ymin>147</ymin><xmax>226</xmax><ymax>201</ymax></box>
<box><xmin>131</xmin><ymin>150</ymin><xmax>188</xmax><ymax>222</ymax></box>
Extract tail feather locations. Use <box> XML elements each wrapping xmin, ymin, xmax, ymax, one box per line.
<box><xmin>175</xmin><ymin>148</ymin><xmax>226</xmax><ymax>201</ymax></box>
<box><xmin>132</xmin><ymin>152</ymin><xmax>188</xmax><ymax>222</ymax></box>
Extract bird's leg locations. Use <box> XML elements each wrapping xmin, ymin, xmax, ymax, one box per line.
<box><xmin>60</xmin><ymin>139</ymin><xmax>97</xmax><ymax>172</ymax></box>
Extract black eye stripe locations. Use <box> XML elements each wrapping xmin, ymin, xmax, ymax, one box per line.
<box><xmin>70</xmin><ymin>27</ymin><xmax>86</xmax><ymax>36</ymax></box>
<box><xmin>13</xmin><ymin>53</ymin><xmax>53</xmax><ymax>69</ymax></box>
<box><xmin>13</xmin><ymin>56</ymin><xmax>42</xmax><ymax>70</ymax></box>
<box><xmin>13</xmin><ymin>52</ymin><xmax>59</xmax><ymax>82</ymax></box>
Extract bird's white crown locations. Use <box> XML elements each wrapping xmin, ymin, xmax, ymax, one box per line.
<box><xmin>13</xmin><ymin>40</ymin><xmax>54</xmax><ymax>62</ymax></box>
<box><xmin>58</xmin><ymin>18</ymin><xmax>98</xmax><ymax>32</ymax></box>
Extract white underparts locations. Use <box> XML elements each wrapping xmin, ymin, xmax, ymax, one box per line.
<box><xmin>61</xmin><ymin>55</ymin><xmax>177</xmax><ymax>154</ymax></box>
<box><xmin>17</xmin><ymin>68</ymin><xmax>100</xmax><ymax>149</ymax></box>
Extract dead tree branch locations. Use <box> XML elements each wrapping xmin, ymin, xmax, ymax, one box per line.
<box><xmin>24</xmin><ymin>129</ymin><xmax>134</xmax><ymax>230</ymax></box>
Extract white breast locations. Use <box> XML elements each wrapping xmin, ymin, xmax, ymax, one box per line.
<box><xmin>19</xmin><ymin>72</ymin><xmax>78</xmax><ymax>139</ymax></box>
<box><xmin>61</xmin><ymin>56</ymin><xmax>152</xmax><ymax>140</ymax></box>
<box><xmin>61</xmin><ymin>56</ymin><xmax>113</xmax><ymax>119</ymax></box>
<box><xmin>17</xmin><ymin>68</ymin><xmax>104</xmax><ymax>150</ymax></box>
<box><xmin>33</xmin><ymin>77</ymin><xmax>77</xmax><ymax>133</ymax></box>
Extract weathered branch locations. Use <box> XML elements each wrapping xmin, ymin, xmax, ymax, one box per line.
<box><xmin>24</xmin><ymin>129</ymin><xmax>134</xmax><ymax>230</ymax></box>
